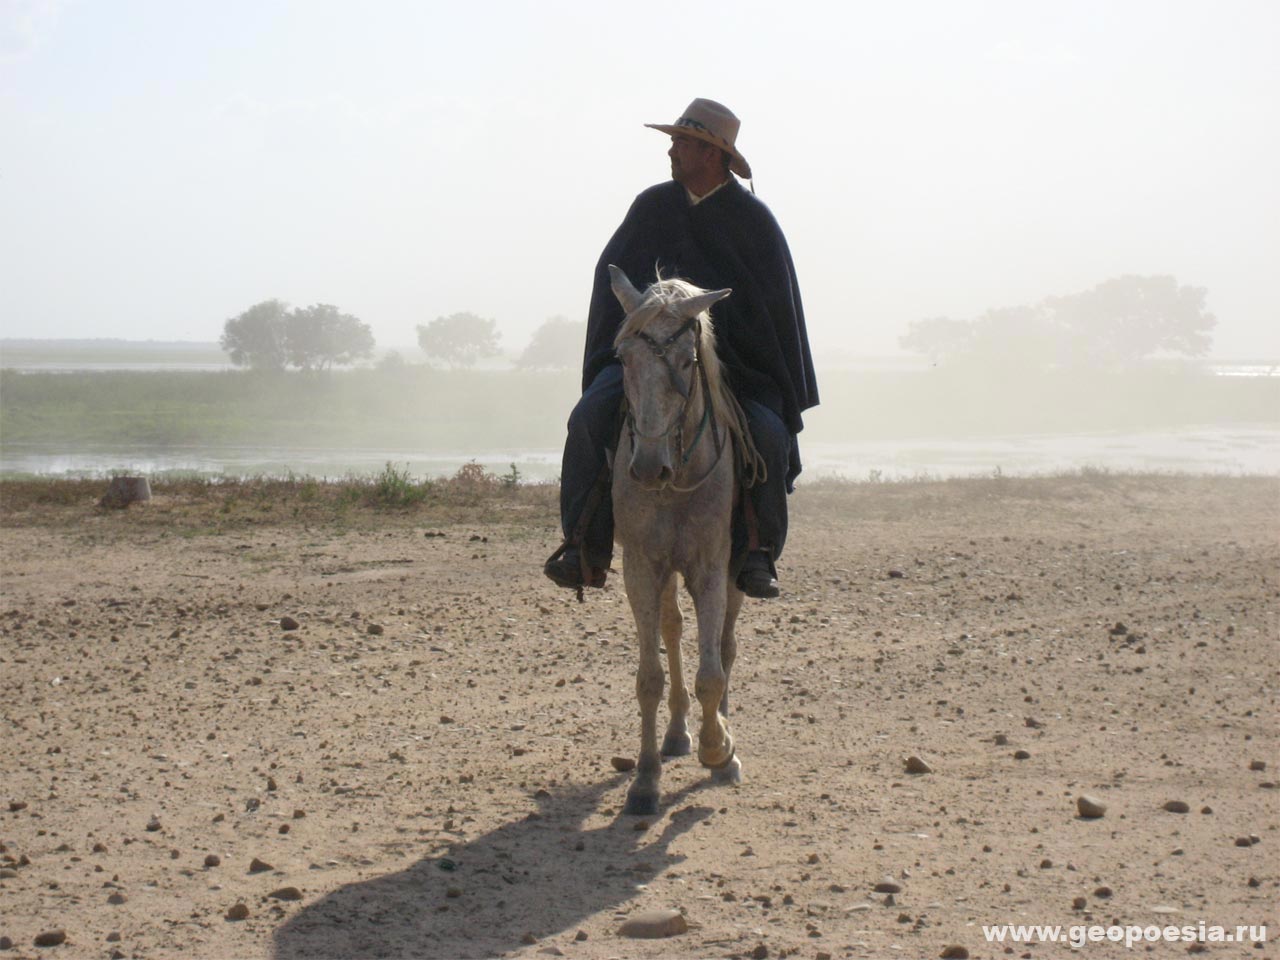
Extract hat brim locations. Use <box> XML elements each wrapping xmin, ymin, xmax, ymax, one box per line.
<box><xmin>645</xmin><ymin>123</ymin><xmax>752</xmax><ymax>180</ymax></box>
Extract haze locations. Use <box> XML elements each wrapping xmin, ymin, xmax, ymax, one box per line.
<box><xmin>3</xmin><ymin>0</ymin><xmax>1277</xmax><ymax>361</ymax></box>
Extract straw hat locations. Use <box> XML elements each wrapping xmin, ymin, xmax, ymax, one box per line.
<box><xmin>645</xmin><ymin>98</ymin><xmax>752</xmax><ymax>180</ymax></box>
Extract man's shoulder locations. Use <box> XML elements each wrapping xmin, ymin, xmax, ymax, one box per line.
<box><xmin>628</xmin><ymin>180</ymin><xmax>685</xmax><ymax>210</ymax></box>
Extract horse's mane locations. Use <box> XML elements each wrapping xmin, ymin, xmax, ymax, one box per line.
<box><xmin>614</xmin><ymin>276</ymin><xmax>760</xmax><ymax>481</ymax></box>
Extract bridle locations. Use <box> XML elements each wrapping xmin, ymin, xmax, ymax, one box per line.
<box><xmin>618</xmin><ymin>312</ymin><xmax>725</xmax><ymax>491</ymax></box>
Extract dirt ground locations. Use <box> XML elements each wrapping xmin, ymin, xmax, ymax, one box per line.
<box><xmin>1</xmin><ymin>475</ymin><xmax>1276</xmax><ymax>960</ymax></box>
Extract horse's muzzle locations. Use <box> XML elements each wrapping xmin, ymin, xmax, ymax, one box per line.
<box><xmin>629</xmin><ymin>444</ymin><xmax>674</xmax><ymax>489</ymax></box>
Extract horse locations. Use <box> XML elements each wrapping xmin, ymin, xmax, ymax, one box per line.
<box><xmin>607</xmin><ymin>263</ymin><xmax>758</xmax><ymax>816</ymax></box>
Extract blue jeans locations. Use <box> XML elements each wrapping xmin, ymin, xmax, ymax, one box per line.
<box><xmin>559</xmin><ymin>365</ymin><xmax>793</xmax><ymax>572</ymax></box>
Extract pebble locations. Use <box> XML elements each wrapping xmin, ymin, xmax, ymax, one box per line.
<box><xmin>107</xmin><ymin>892</ymin><xmax>127</xmax><ymax>905</ymax></box>
<box><xmin>145</xmin><ymin>816</ymin><xmax>161</xmax><ymax>832</ymax></box>
<box><xmin>204</xmin><ymin>854</ymin><xmax>221</xmax><ymax>868</ymax></box>
<box><xmin>940</xmin><ymin>947</ymin><xmax>969</xmax><ymax>959</ymax></box>
<box><xmin>1234</xmin><ymin>837</ymin><xmax>1253</xmax><ymax>847</ymax></box>
<box><xmin>1076</xmin><ymin>795</ymin><xmax>1107</xmax><ymax>818</ymax></box>
<box><xmin>904</xmin><ymin>755</ymin><xmax>933</xmax><ymax>775</ymax></box>
<box><xmin>574</xmin><ymin>930</ymin><xmax>588</xmax><ymax>941</ymax></box>
<box><xmin>873</xmin><ymin>880</ymin><xmax>902</xmax><ymax>894</ymax></box>
<box><xmin>8</xmin><ymin>802</ymin><xmax>26</xmax><ymax>813</ymax></box>
<box><xmin>751</xmin><ymin>944</ymin><xmax>769</xmax><ymax>959</ymax></box>
<box><xmin>993</xmin><ymin>734</ymin><xmax>1009</xmax><ymax>746</ymax></box>
<box><xmin>33</xmin><ymin>931</ymin><xmax>66</xmax><ymax>947</ymax></box>
<box><xmin>105</xmin><ymin>933</ymin><xmax>120</xmax><ymax>942</ymax></box>
<box><xmin>1162</xmin><ymin>800</ymin><xmax>1190</xmax><ymax>814</ymax></box>
<box><xmin>225</xmin><ymin>903</ymin><xmax>250</xmax><ymax>921</ymax></box>
<box><xmin>268</xmin><ymin>886</ymin><xmax>303</xmax><ymax>901</ymax></box>
<box><xmin>610</xmin><ymin>756</ymin><xmax>636</xmax><ymax>772</ymax></box>
<box><xmin>0</xmin><ymin>937</ymin><xmax>11</xmax><ymax>950</ymax></box>
<box><xmin>1094</xmin><ymin>886</ymin><xmax>1113</xmax><ymax>898</ymax></box>
<box><xmin>280</xmin><ymin>616</ymin><xmax>300</xmax><ymax>631</ymax></box>
<box><xmin>616</xmin><ymin>909</ymin><xmax>688</xmax><ymax>939</ymax></box>
<box><xmin>366</xmin><ymin>623</ymin><xmax>384</xmax><ymax>636</ymax></box>
<box><xmin>1072</xmin><ymin>897</ymin><xmax>1086</xmax><ymax>910</ymax></box>
<box><xmin>248</xmin><ymin>857</ymin><xmax>273</xmax><ymax>873</ymax></box>
<box><xmin>1013</xmin><ymin>750</ymin><xmax>1031</xmax><ymax>760</ymax></box>
<box><xmin>520</xmin><ymin>933</ymin><xmax>537</xmax><ymax>945</ymax></box>
<box><xmin>1249</xmin><ymin>760</ymin><xmax>1267</xmax><ymax>771</ymax></box>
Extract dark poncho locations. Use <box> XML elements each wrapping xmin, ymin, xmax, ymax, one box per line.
<box><xmin>582</xmin><ymin>179</ymin><xmax>819</xmax><ymax>437</ymax></box>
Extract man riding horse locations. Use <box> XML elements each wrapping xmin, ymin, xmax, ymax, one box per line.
<box><xmin>545</xmin><ymin>98</ymin><xmax>818</xmax><ymax>599</ymax></box>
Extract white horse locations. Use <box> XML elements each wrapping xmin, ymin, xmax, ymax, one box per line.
<box><xmin>608</xmin><ymin>264</ymin><xmax>753</xmax><ymax>816</ymax></box>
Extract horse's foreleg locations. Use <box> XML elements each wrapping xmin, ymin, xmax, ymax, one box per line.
<box><xmin>719</xmin><ymin>585</ymin><xmax>745</xmax><ymax>719</ymax></box>
<box><xmin>659</xmin><ymin>579</ymin><xmax>692</xmax><ymax>757</ymax></box>
<box><xmin>623</xmin><ymin>560</ymin><xmax>667</xmax><ymax>816</ymax></box>
<box><xmin>687</xmin><ymin>569</ymin><xmax>736</xmax><ymax>775</ymax></box>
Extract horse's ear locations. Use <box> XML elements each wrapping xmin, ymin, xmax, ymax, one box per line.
<box><xmin>608</xmin><ymin>265</ymin><xmax>644</xmax><ymax>315</ymax></box>
<box><xmin>680</xmin><ymin>287</ymin><xmax>732</xmax><ymax>318</ymax></box>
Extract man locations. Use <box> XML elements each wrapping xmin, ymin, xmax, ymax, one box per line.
<box><xmin>545</xmin><ymin>98</ymin><xmax>818</xmax><ymax>598</ymax></box>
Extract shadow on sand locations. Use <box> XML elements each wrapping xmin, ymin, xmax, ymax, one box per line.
<box><xmin>271</xmin><ymin>775</ymin><xmax>716</xmax><ymax>959</ymax></box>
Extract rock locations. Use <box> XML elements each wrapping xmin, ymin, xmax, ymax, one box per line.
<box><xmin>0</xmin><ymin>936</ymin><xmax>12</xmax><ymax>950</ymax></box>
<box><xmin>1201</xmin><ymin>805</ymin><xmax>1213</xmax><ymax>815</ymax></box>
<box><xmin>107</xmin><ymin>892</ymin><xmax>127</xmax><ymax>905</ymax></box>
<box><xmin>204</xmin><ymin>854</ymin><xmax>221</xmax><ymax>867</ymax></box>
<box><xmin>616</xmin><ymin>909</ymin><xmax>688</xmax><ymax>939</ymax></box>
<box><xmin>145</xmin><ymin>816</ymin><xmax>161</xmax><ymax>832</ymax></box>
<box><xmin>268</xmin><ymin>886</ymin><xmax>303</xmax><ymax>901</ymax></box>
<box><xmin>1094</xmin><ymin>886</ymin><xmax>1113</xmax><ymax>898</ymax></box>
<box><xmin>280</xmin><ymin>616</ymin><xmax>300</xmax><ymax>631</ymax></box>
<box><xmin>873</xmin><ymin>880</ymin><xmax>902</xmax><ymax>894</ymax></box>
<box><xmin>1076</xmin><ymin>795</ymin><xmax>1107</xmax><ymax>818</ymax></box>
<box><xmin>366</xmin><ymin>623</ymin><xmax>384</xmax><ymax>636</ymax></box>
<box><xmin>1234</xmin><ymin>837</ymin><xmax>1253</xmax><ymax>847</ymax></box>
<box><xmin>940</xmin><ymin>947</ymin><xmax>970</xmax><ymax>959</ymax></box>
<box><xmin>1249</xmin><ymin>760</ymin><xmax>1267</xmax><ymax>771</ymax></box>
<box><xmin>8</xmin><ymin>802</ymin><xmax>26</xmax><ymax>812</ymax></box>
<box><xmin>537</xmin><ymin>948</ymin><xmax>565</xmax><ymax>957</ymax></box>
<box><xmin>888</xmin><ymin>569</ymin><xmax>906</xmax><ymax>579</ymax></box>
<box><xmin>225</xmin><ymin>902</ymin><xmax>250</xmax><ymax>921</ymax></box>
<box><xmin>905</xmin><ymin>755</ymin><xmax>933</xmax><ymax>775</ymax></box>
<box><xmin>1162</xmin><ymin>800</ymin><xmax>1190</xmax><ymax>813</ymax></box>
<box><xmin>248</xmin><ymin>857</ymin><xmax>273</xmax><ymax>873</ymax></box>
<box><xmin>574</xmin><ymin>930</ymin><xmax>588</xmax><ymax>941</ymax></box>
<box><xmin>33</xmin><ymin>931</ymin><xmax>66</xmax><ymax>947</ymax></box>
<box><xmin>751</xmin><ymin>945</ymin><xmax>769</xmax><ymax>959</ymax></box>
<box><xmin>105</xmin><ymin>932</ymin><xmax>121</xmax><ymax>943</ymax></box>
<box><xmin>610</xmin><ymin>756</ymin><xmax>636</xmax><ymax>772</ymax></box>
<box><xmin>1072</xmin><ymin>896</ymin><xmax>1086</xmax><ymax>910</ymax></box>
<box><xmin>993</xmin><ymin>734</ymin><xmax>1009</xmax><ymax>746</ymax></box>
<box><xmin>520</xmin><ymin>933</ymin><xmax>537</xmax><ymax>945</ymax></box>
<box><xmin>1013</xmin><ymin>750</ymin><xmax>1031</xmax><ymax>760</ymax></box>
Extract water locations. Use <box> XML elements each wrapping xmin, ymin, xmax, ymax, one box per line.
<box><xmin>3</xmin><ymin>426</ymin><xmax>1276</xmax><ymax>481</ymax></box>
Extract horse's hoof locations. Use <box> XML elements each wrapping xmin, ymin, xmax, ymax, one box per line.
<box><xmin>623</xmin><ymin>790</ymin><xmax>660</xmax><ymax>816</ymax></box>
<box><xmin>710</xmin><ymin>755</ymin><xmax>743</xmax><ymax>785</ymax></box>
<box><xmin>661</xmin><ymin>732</ymin><xmax>693</xmax><ymax>757</ymax></box>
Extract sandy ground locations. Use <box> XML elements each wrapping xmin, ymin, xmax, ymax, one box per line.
<box><xmin>0</xmin><ymin>475</ymin><xmax>1276</xmax><ymax>960</ymax></box>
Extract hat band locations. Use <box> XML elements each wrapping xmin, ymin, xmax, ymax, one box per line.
<box><xmin>674</xmin><ymin>116</ymin><xmax>732</xmax><ymax>150</ymax></box>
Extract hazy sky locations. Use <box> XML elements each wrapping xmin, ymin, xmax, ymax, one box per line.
<box><xmin>3</xmin><ymin>0</ymin><xmax>1277</xmax><ymax>358</ymax></box>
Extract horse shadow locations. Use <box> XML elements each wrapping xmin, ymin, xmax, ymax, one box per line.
<box><xmin>271</xmin><ymin>775</ymin><xmax>716</xmax><ymax>960</ymax></box>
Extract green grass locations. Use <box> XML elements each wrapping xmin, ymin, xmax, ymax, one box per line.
<box><xmin>0</xmin><ymin>462</ymin><xmax>560</xmax><ymax>531</ymax></box>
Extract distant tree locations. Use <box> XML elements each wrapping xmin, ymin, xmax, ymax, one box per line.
<box><xmin>417</xmin><ymin>312</ymin><xmax>501</xmax><ymax>368</ymax></box>
<box><xmin>284</xmin><ymin>303</ymin><xmax>375</xmax><ymax>371</ymax></box>
<box><xmin>1045</xmin><ymin>275</ymin><xmax>1215</xmax><ymax>369</ymax></box>
<box><xmin>899</xmin><ymin>276</ymin><xmax>1215</xmax><ymax>371</ymax></box>
<box><xmin>220</xmin><ymin>300</ymin><xmax>288</xmax><ymax>370</ymax></box>
<box><xmin>516</xmin><ymin>315</ymin><xmax>585</xmax><ymax>370</ymax></box>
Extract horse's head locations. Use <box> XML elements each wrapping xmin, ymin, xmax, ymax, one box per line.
<box><xmin>610</xmin><ymin>264</ymin><xmax>731</xmax><ymax>490</ymax></box>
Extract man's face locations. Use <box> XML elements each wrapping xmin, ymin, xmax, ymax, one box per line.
<box><xmin>668</xmin><ymin>134</ymin><xmax>716</xmax><ymax>187</ymax></box>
